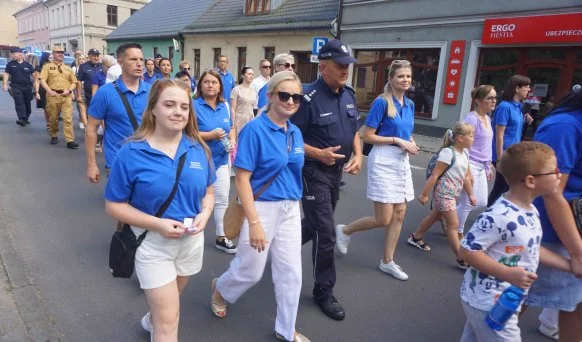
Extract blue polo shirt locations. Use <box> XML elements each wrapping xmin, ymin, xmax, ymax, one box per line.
<box><xmin>143</xmin><ymin>71</ymin><xmax>161</xmax><ymax>85</ymax></box>
<box><xmin>365</xmin><ymin>95</ymin><xmax>415</xmax><ymax>141</ymax></box>
<box><xmin>492</xmin><ymin>100</ymin><xmax>524</xmax><ymax>161</ymax></box>
<box><xmin>218</xmin><ymin>70</ymin><xmax>236</xmax><ymax>101</ymax></box>
<box><xmin>193</xmin><ymin>97</ymin><xmax>232</xmax><ymax>168</ymax></box>
<box><xmin>291</xmin><ymin>78</ymin><xmax>360</xmax><ymax>164</ymax></box>
<box><xmin>91</xmin><ymin>71</ymin><xmax>106</xmax><ymax>88</ymax></box>
<box><xmin>235</xmin><ymin>114</ymin><xmax>305</xmax><ymax>201</ymax></box>
<box><xmin>105</xmin><ymin>134</ymin><xmax>216</xmax><ymax>223</ymax></box>
<box><xmin>77</xmin><ymin>62</ymin><xmax>102</xmax><ymax>90</ymax></box>
<box><xmin>88</xmin><ymin>78</ymin><xmax>151</xmax><ymax>168</ymax></box>
<box><xmin>533</xmin><ymin>110</ymin><xmax>582</xmax><ymax>243</ymax></box>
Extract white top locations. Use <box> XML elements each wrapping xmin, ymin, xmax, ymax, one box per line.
<box><xmin>106</xmin><ymin>64</ymin><xmax>122</xmax><ymax>84</ymax></box>
<box><xmin>251</xmin><ymin>75</ymin><xmax>269</xmax><ymax>109</ymax></box>
<box><xmin>437</xmin><ymin>147</ymin><xmax>469</xmax><ymax>183</ymax></box>
<box><xmin>460</xmin><ymin>195</ymin><xmax>542</xmax><ymax>311</ymax></box>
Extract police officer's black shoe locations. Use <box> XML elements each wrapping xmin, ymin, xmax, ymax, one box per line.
<box><xmin>66</xmin><ymin>141</ymin><xmax>79</xmax><ymax>149</ymax></box>
<box><xmin>50</xmin><ymin>137</ymin><xmax>58</xmax><ymax>145</ymax></box>
<box><xmin>16</xmin><ymin>119</ymin><xmax>25</xmax><ymax>126</ymax></box>
<box><xmin>315</xmin><ymin>295</ymin><xmax>345</xmax><ymax>321</ymax></box>
<box><xmin>24</xmin><ymin>120</ymin><xmax>31</xmax><ymax>125</ymax></box>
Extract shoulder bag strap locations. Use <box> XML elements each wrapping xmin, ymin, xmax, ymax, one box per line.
<box><xmin>252</xmin><ymin>131</ymin><xmax>294</xmax><ymax>200</ymax></box>
<box><xmin>113</xmin><ymin>81</ymin><xmax>139</xmax><ymax>131</ymax></box>
<box><xmin>136</xmin><ymin>153</ymin><xmax>187</xmax><ymax>242</ymax></box>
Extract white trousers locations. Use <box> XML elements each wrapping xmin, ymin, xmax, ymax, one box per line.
<box><xmin>217</xmin><ymin>200</ymin><xmax>302</xmax><ymax>341</ymax></box>
<box><xmin>457</xmin><ymin>160</ymin><xmax>489</xmax><ymax>233</ymax></box>
<box><xmin>213</xmin><ymin>164</ymin><xmax>230</xmax><ymax>237</ymax></box>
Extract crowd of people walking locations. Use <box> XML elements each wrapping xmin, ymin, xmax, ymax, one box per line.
<box><xmin>2</xmin><ymin>39</ymin><xmax>581</xmax><ymax>342</ymax></box>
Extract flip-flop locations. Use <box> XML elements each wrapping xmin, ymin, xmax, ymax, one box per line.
<box><xmin>211</xmin><ymin>278</ymin><xmax>227</xmax><ymax>318</ymax></box>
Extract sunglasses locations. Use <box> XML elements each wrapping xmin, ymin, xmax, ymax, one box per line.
<box><xmin>520</xmin><ymin>168</ymin><xmax>560</xmax><ymax>182</ymax></box>
<box><xmin>276</xmin><ymin>91</ymin><xmax>303</xmax><ymax>104</ymax></box>
<box><xmin>277</xmin><ymin>63</ymin><xmax>296</xmax><ymax>69</ymax></box>
<box><xmin>261</xmin><ymin>65</ymin><xmax>272</xmax><ymax>69</ymax></box>
<box><xmin>183</xmin><ymin>67</ymin><xmax>191</xmax><ymax>70</ymax></box>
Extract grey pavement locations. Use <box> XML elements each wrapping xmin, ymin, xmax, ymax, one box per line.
<box><xmin>0</xmin><ymin>91</ymin><xmax>550</xmax><ymax>342</ymax></box>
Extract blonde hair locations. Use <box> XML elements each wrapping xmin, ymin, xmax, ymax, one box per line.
<box><xmin>24</xmin><ymin>53</ymin><xmax>38</xmax><ymax>68</ymax></box>
<box><xmin>265</xmin><ymin>71</ymin><xmax>302</xmax><ymax>112</ymax></box>
<box><xmin>381</xmin><ymin>60</ymin><xmax>412</xmax><ymax>118</ymax></box>
<box><xmin>499</xmin><ymin>141</ymin><xmax>556</xmax><ymax>185</ymax></box>
<box><xmin>130</xmin><ymin>79</ymin><xmax>212</xmax><ymax>163</ymax></box>
<box><xmin>440</xmin><ymin>122</ymin><xmax>474</xmax><ymax>149</ymax></box>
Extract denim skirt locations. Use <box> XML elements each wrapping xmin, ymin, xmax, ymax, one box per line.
<box><xmin>524</xmin><ymin>241</ymin><xmax>582</xmax><ymax>312</ymax></box>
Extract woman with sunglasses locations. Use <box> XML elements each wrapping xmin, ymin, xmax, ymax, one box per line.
<box><xmin>231</xmin><ymin>66</ymin><xmax>257</xmax><ymax>137</ymax></box>
<box><xmin>336</xmin><ymin>59</ymin><xmax>419</xmax><ymax>281</ymax></box>
<box><xmin>210</xmin><ymin>71</ymin><xmax>310</xmax><ymax>342</ymax></box>
<box><xmin>194</xmin><ymin>70</ymin><xmax>238</xmax><ymax>254</ymax></box>
<box><xmin>455</xmin><ymin>85</ymin><xmax>495</xmax><ymax>239</ymax></box>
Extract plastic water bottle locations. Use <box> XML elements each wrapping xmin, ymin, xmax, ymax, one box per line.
<box><xmin>486</xmin><ymin>285</ymin><xmax>525</xmax><ymax>331</ymax></box>
<box><xmin>220</xmin><ymin>136</ymin><xmax>232</xmax><ymax>152</ymax></box>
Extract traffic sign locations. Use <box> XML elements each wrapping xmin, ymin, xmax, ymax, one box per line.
<box><xmin>312</xmin><ymin>37</ymin><xmax>328</xmax><ymax>55</ymax></box>
<box><xmin>310</xmin><ymin>55</ymin><xmax>319</xmax><ymax>63</ymax></box>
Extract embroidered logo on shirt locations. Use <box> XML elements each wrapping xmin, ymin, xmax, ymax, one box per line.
<box><xmin>294</xmin><ymin>147</ymin><xmax>304</xmax><ymax>154</ymax></box>
<box><xmin>189</xmin><ymin>161</ymin><xmax>203</xmax><ymax>170</ymax></box>
<box><xmin>319</xmin><ymin>112</ymin><xmax>333</xmax><ymax>117</ymax></box>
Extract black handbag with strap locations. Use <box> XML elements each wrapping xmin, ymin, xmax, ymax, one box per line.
<box><xmin>113</xmin><ymin>81</ymin><xmax>139</xmax><ymax>131</ymax></box>
<box><xmin>362</xmin><ymin>110</ymin><xmax>388</xmax><ymax>156</ymax></box>
<box><xmin>108</xmin><ymin>153</ymin><xmax>187</xmax><ymax>278</ymax></box>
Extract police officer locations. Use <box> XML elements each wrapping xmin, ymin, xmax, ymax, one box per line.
<box><xmin>77</xmin><ymin>48</ymin><xmax>102</xmax><ymax>107</ymax></box>
<box><xmin>2</xmin><ymin>47</ymin><xmax>34</xmax><ymax>126</ymax></box>
<box><xmin>40</xmin><ymin>45</ymin><xmax>79</xmax><ymax>149</ymax></box>
<box><xmin>291</xmin><ymin>39</ymin><xmax>362</xmax><ymax>321</ymax></box>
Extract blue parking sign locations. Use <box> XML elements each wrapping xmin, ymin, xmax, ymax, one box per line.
<box><xmin>312</xmin><ymin>37</ymin><xmax>329</xmax><ymax>55</ymax></box>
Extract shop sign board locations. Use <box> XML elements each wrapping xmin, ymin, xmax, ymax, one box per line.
<box><xmin>443</xmin><ymin>40</ymin><xmax>465</xmax><ymax>105</ymax></box>
<box><xmin>482</xmin><ymin>13</ymin><xmax>582</xmax><ymax>45</ymax></box>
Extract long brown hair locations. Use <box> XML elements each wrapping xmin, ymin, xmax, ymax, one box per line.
<box><xmin>129</xmin><ymin>79</ymin><xmax>212</xmax><ymax>162</ymax></box>
<box><xmin>194</xmin><ymin>69</ymin><xmax>226</xmax><ymax>103</ymax></box>
<box><xmin>502</xmin><ymin>75</ymin><xmax>530</xmax><ymax>102</ymax></box>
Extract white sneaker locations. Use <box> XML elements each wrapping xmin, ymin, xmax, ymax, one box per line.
<box><xmin>538</xmin><ymin>323</ymin><xmax>559</xmax><ymax>341</ymax></box>
<box><xmin>335</xmin><ymin>224</ymin><xmax>350</xmax><ymax>255</ymax></box>
<box><xmin>79</xmin><ymin>123</ymin><xmax>85</xmax><ymax>130</ymax></box>
<box><xmin>141</xmin><ymin>312</ymin><xmax>153</xmax><ymax>333</ymax></box>
<box><xmin>379</xmin><ymin>259</ymin><xmax>409</xmax><ymax>281</ymax></box>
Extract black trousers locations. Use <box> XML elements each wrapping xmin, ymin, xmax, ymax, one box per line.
<box><xmin>11</xmin><ymin>85</ymin><xmax>33</xmax><ymax>121</ymax></box>
<box><xmin>301</xmin><ymin>162</ymin><xmax>342</xmax><ymax>299</ymax></box>
<box><xmin>84</xmin><ymin>88</ymin><xmax>93</xmax><ymax>107</ymax></box>
<box><xmin>487</xmin><ymin>161</ymin><xmax>509</xmax><ymax>206</ymax></box>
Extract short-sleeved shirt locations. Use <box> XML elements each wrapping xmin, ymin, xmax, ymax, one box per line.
<box><xmin>235</xmin><ymin>113</ymin><xmax>305</xmax><ymax>201</ymax></box>
<box><xmin>438</xmin><ymin>147</ymin><xmax>470</xmax><ymax>183</ymax></box>
<box><xmin>40</xmin><ymin>62</ymin><xmax>77</xmax><ymax>90</ymax></box>
<box><xmin>106</xmin><ymin>64</ymin><xmax>122</xmax><ymax>84</ymax></box>
<box><xmin>193</xmin><ymin>97</ymin><xmax>232</xmax><ymax>169</ymax></box>
<box><xmin>91</xmin><ymin>71</ymin><xmax>106</xmax><ymax>88</ymax></box>
<box><xmin>460</xmin><ymin>196</ymin><xmax>542</xmax><ymax>312</ymax></box>
<box><xmin>5</xmin><ymin>60</ymin><xmax>34</xmax><ymax>86</ymax></box>
<box><xmin>218</xmin><ymin>70</ymin><xmax>236</xmax><ymax>101</ymax></box>
<box><xmin>88</xmin><ymin>78</ymin><xmax>151</xmax><ymax>168</ymax></box>
<box><xmin>364</xmin><ymin>95</ymin><xmax>415</xmax><ymax>141</ymax></box>
<box><xmin>464</xmin><ymin>112</ymin><xmax>493</xmax><ymax>165</ymax></box>
<box><xmin>105</xmin><ymin>135</ymin><xmax>216</xmax><ymax>235</ymax></box>
<box><xmin>492</xmin><ymin>100</ymin><xmax>523</xmax><ymax>161</ymax></box>
<box><xmin>533</xmin><ymin>110</ymin><xmax>582</xmax><ymax>243</ymax></box>
<box><xmin>143</xmin><ymin>71</ymin><xmax>161</xmax><ymax>85</ymax></box>
<box><xmin>251</xmin><ymin>75</ymin><xmax>269</xmax><ymax>109</ymax></box>
<box><xmin>291</xmin><ymin>78</ymin><xmax>360</xmax><ymax>164</ymax></box>
<box><xmin>77</xmin><ymin>61</ymin><xmax>102</xmax><ymax>90</ymax></box>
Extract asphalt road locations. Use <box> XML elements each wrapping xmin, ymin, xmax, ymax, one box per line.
<box><xmin>0</xmin><ymin>91</ymin><xmax>550</xmax><ymax>342</ymax></box>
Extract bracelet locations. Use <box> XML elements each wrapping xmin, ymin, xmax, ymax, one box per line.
<box><xmin>249</xmin><ymin>219</ymin><xmax>260</xmax><ymax>226</ymax></box>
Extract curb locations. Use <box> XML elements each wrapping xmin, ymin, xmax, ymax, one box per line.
<box><xmin>0</xmin><ymin>208</ymin><xmax>60</xmax><ymax>342</ymax></box>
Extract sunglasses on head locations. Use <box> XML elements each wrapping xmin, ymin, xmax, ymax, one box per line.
<box><xmin>275</xmin><ymin>91</ymin><xmax>302</xmax><ymax>104</ymax></box>
<box><xmin>278</xmin><ymin>63</ymin><xmax>295</xmax><ymax>69</ymax></box>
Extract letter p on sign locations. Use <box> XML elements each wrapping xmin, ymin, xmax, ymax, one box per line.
<box><xmin>312</xmin><ymin>37</ymin><xmax>329</xmax><ymax>55</ymax></box>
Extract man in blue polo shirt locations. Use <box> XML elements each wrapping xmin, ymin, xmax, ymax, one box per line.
<box><xmin>86</xmin><ymin>42</ymin><xmax>151</xmax><ymax>183</ymax></box>
<box><xmin>216</xmin><ymin>55</ymin><xmax>235</xmax><ymax>101</ymax></box>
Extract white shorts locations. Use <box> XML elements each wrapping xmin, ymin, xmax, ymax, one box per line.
<box><xmin>134</xmin><ymin>228</ymin><xmax>204</xmax><ymax>290</ymax></box>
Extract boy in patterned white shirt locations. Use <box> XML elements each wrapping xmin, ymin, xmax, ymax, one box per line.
<box><xmin>458</xmin><ymin>141</ymin><xmax>571</xmax><ymax>342</ymax></box>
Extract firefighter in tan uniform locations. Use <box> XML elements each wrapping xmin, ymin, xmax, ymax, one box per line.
<box><xmin>40</xmin><ymin>45</ymin><xmax>79</xmax><ymax>149</ymax></box>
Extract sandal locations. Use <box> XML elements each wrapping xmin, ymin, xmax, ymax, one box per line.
<box><xmin>407</xmin><ymin>233</ymin><xmax>431</xmax><ymax>251</ymax></box>
<box><xmin>211</xmin><ymin>278</ymin><xmax>227</xmax><ymax>318</ymax></box>
<box><xmin>275</xmin><ymin>331</ymin><xmax>311</xmax><ymax>342</ymax></box>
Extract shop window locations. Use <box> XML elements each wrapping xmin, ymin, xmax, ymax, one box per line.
<box><xmin>353</xmin><ymin>48</ymin><xmax>440</xmax><ymax>119</ymax></box>
<box><xmin>480</xmin><ymin>48</ymin><xmax>519</xmax><ymax>67</ymax></box>
<box><xmin>527</xmin><ymin>48</ymin><xmax>566</xmax><ymax>61</ymax></box>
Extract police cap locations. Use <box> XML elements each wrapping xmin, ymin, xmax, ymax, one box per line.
<box><xmin>88</xmin><ymin>48</ymin><xmax>101</xmax><ymax>55</ymax></box>
<box><xmin>52</xmin><ymin>45</ymin><xmax>65</xmax><ymax>52</ymax></box>
<box><xmin>9</xmin><ymin>46</ymin><xmax>23</xmax><ymax>53</ymax></box>
<box><xmin>318</xmin><ymin>39</ymin><xmax>357</xmax><ymax>65</ymax></box>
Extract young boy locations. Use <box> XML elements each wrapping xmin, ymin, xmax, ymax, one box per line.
<box><xmin>458</xmin><ymin>141</ymin><xmax>571</xmax><ymax>342</ymax></box>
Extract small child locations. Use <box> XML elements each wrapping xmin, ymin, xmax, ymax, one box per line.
<box><xmin>458</xmin><ymin>141</ymin><xmax>571</xmax><ymax>342</ymax></box>
<box><xmin>408</xmin><ymin>122</ymin><xmax>476</xmax><ymax>269</ymax></box>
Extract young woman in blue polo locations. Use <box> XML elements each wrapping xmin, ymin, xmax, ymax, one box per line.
<box><xmin>104</xmin><ymin>79</ymin><xmax>215</xmax><ymax>341</ymax></box>
<box><xmin>210</xmin><ymin>71</ymin><xmax>310</xmax><ymax>342</ymax></box>
<box><xmin>194</xmin><ymin>69</ymin><xmax>238</xmax><ymax>254</ymax></box>
<box><xmin>488</xmin><ymin>74</ymin><xmax>533</xmax><ymax>205</ymax></box>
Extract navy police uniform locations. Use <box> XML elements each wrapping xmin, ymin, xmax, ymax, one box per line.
<box><xmin>4</xmin><ymin>47</ymin><xmax>34</xmax><ymax>124</ymax></box>
<box><xmin>77</xmin><ymin>49</ymin><xmax>102</xmax><ymax>106</ymax></box>
<box><xmin>290</xmin><ymin>39</ymin><xmax>359</xmax><ymax>312</ymax></box>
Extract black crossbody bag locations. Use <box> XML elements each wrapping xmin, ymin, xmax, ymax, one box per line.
<box><xmin>113</xmin><ymin>81</ymin><xmax>139</xmax><ymax>131</ymax></box>
<box><xmin>362</xmin><ymin>111</ymin><xmax>388</xmax><ymax>156</ymax></box>
<box><xmin>108</xmin><ymin>154</ymin><xmax>187</xmax><ymax>278</ymax></box>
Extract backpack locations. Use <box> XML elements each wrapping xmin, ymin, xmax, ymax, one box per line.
<box><xmin>425</xmin><ymin>146</ymin><xmax>456</xmax><ymax>180</ymax></box>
